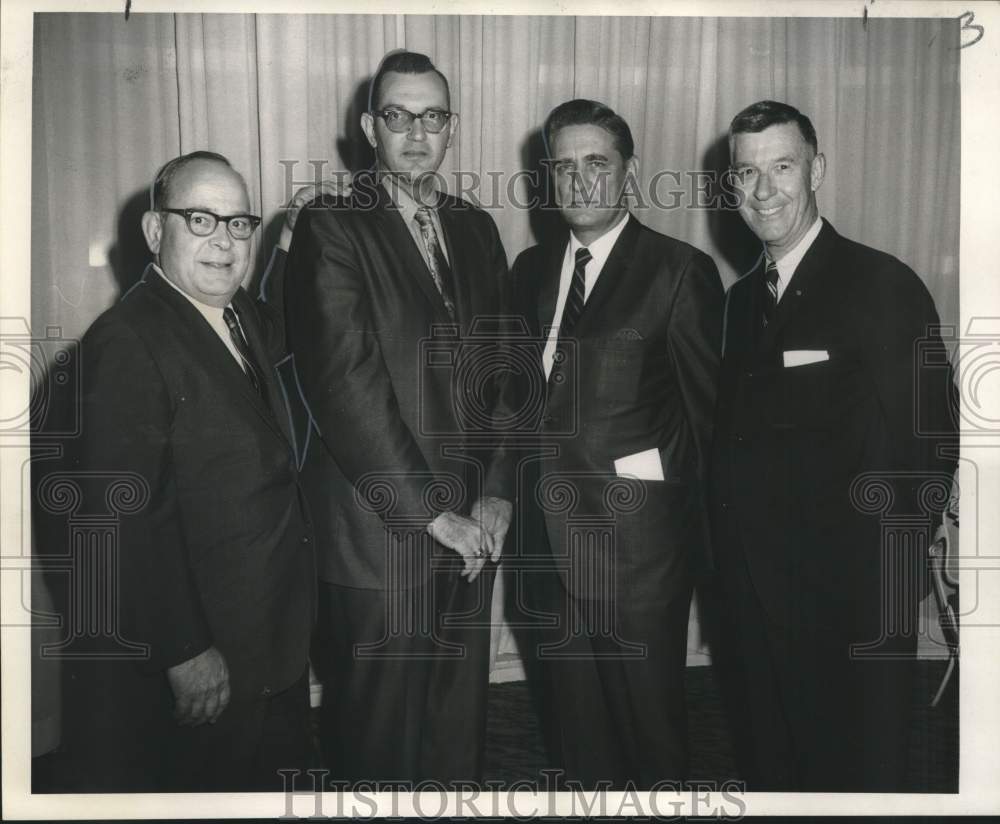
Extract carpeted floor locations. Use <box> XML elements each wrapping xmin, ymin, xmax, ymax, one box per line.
<box><xmin>482</xmin><ymin>661</ymin><xmax>959</xmax><ymax>791</ymax></box>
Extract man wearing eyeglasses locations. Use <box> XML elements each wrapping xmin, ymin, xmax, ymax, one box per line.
<box><xmin>284</xmin><ymin>50</ymin><xmax>512</xmax><ymax>783</ymax></box>
<box><xmin>59</xmin><ymin>151</ymin><xmax>315</xmax><ymax>791</ymax></box>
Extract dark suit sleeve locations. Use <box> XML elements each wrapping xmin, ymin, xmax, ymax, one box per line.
<box><xmin>74</xmin><ymin>316</ymin><xmax>212</xmax><ymax>672</ymax></box>
<box><xmin>254</xmin><ymin>245</ymin><xmax>288</xmax><ymax>362</ymax></box>
<box><xmin>284</xmin><ymin>206</ymin><xmax>438</xmax><ymax>524</ymax></box>
<box><xmin>480</xmin><ymin>218</ymin><xmax>516</xmax><ymax>502</ymax></box>
<box><xmin>667</xmin><ymin>250</ymin><xmax>725</xmax><ymax>484</ymax></box>
<box><xmin>667</xmin><ymin>250</ymin><xmax>724</xmax><ymax>570</ymax></box>
<box><xmin>865</xmin><ymin>260</ymin><xmax>958</xmax><ymax>482</ymax></box>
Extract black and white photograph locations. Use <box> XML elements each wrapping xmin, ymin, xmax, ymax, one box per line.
<box><xmin>2</xmin><ymin>0</ymin><xmax>998</xmax><ymax>818</ymax></box>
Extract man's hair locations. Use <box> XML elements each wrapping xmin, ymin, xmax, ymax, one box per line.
<box><xmin>150</xmin><ymin>150</ymin><xmax>235</xmax><ymax>210</ymax></box>
<box><xmin>368</xmin><ymin>50</ymin><xmax>450</xmax><ymax>111</ymax></box>
<box><xmin>544</xmin><ymin>99</ymin><xmax>635</xmax><ymax>161</ymax></box>
<box><xmin>728</xmin><ymin>100</ymin><xmax>819</xmax><ymax>154</ymax></box>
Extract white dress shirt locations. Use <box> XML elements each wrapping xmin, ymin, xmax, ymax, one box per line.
<box><xmin>542</xmin><ymin>211</ymin><xmax>631</xmax><ymax>378</ymax></box>
<box><xmin>770</xmin><ymin>215</ymin><xmax>823</xmax><ymax>302</ymax></box>
<box><xmin>154</xmin><ymin>264</ymin><xmax>246</xmax><ymax>371</ymax></box>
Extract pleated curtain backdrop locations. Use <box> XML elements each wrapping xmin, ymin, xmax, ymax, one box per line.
<box><xmin>32</xmin><ymin>12</ymin><xmax>960</xmax><ymax>346</ymax></box>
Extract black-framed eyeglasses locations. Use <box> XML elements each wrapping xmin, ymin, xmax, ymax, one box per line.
<box><xmin>371</xmin><ymin>107</ymin><xmax>454</xmax><ymax>134</ymax></box>
<box><xmin>160</xmin><ymin>208</ymin><xmax>262</xmax><ymax>240</ymax></box>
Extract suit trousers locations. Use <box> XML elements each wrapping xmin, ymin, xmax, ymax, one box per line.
<box><xmin>706</xmin><ymin>530</ymin><xmax>917</xmax><ymax>792</ymax></box>
<box><xmin>528</xmin><ymin>553</ymin><xmax>693</xmax><ymax>789</ymax></box>
<box><xmin>314</xmin><ymin>556</ymin><xmax>496</xmax><ymax>785</ymax></box>
<box><xmin>61</xmin><ymin>662</ymin><xmax>312</xmax><ymax>792</ymax></box>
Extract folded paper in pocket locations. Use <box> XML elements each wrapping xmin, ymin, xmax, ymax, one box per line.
<box><xmin>613</xmin><ymin>447</ymin><xmax>664</xmax><ymax>481</ymax></box>
<box><xmin>783</xmin><ymin>349</ymin><xmax>829</xmax><ymax>368</ymax></box>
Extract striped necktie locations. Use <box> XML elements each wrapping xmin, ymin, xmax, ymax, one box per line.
<box><xmin>223</xmin><ymin>306</ymin><xmax>266</xmax><ymax>400</ymax></box>
<box><xmin>762</xmin><ymin>258</ymin><xmax>779</xmax><ymax>328</ymax></box>
<box><xmin>549</xmin><ymin>246</ymin><xmax>591</xmax><ymax>382</ymax></box>
<box><xmin>413</xmin><ymin>207</ymin><xmax>457</xmax><ymax>320</ymax></box>
<box><xmin>559</xmin><ymin>246</ymin><xmax>592</xmax><ymax>339</ymax></box>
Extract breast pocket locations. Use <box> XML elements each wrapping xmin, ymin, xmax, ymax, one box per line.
<box><xmin>772</xmin><ymin>356</ymin><xmax>860</xmax><ymax>431</ymax></box>
<box><xmin>583</xmin><ymin>338</ymin><xmax>644</xmax><ymax>406</ymax></box>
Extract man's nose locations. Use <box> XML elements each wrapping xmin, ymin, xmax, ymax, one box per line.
<box><xmin>407</xmin><ymin>116</ymin><xmax>428</xmax><ymax>141</ymax></box>
<box><xmin>754</xmin><ymin>172</ymin><xmax>775</xmax><ymax>201</ymax></box>
<box><xmin>209</xmin><ymin>221</ymin><xmax>234</xmax><ymax>247</ymax></box>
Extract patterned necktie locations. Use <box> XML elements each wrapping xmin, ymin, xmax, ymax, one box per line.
<box><xmin>223</xmin><ymin>306</ymin><xmax>265</xmax><ymax>399</ymax></box>
<box><xmin>559</xmin><ymin>246</ymin><xmax>592</xmax><ymax>340</ymax></box>
<box><xmin>549</xmin><ymin>247</ymin><xmax>591</xmax><ymax>382</ymax></box>
<box><xmin>762</xmin><ymin>258</ymin><xmax>779</xmax><ymax>328</ymax></box>
<box><xmin>413</xmin><ymin>207</ymin><xmax>457</xmax><ymax>320</ymax></box>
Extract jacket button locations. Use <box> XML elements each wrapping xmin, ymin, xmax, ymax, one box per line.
<box><xmin>302</xmin><ymin>535</ymin><xmax>311</xmax><ymax>544</ymax></box>
<box><xmin>261</xmin><ymin>686</ymin><xmax>272</xmax><ymax>697</ymax></box>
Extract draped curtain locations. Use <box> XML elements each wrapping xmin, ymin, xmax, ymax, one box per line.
<box><xmin>30</xmin><ymin>11</ymin><xmax>960</xmax><ymax>753</ymax></box>
<box><xmin>32</xmin><ymin>12</ymin><xmax>960</xmax><ymax>344</ymax></box>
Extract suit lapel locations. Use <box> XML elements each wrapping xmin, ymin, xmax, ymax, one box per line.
<box><xmin>372</xmin><ymin>186</ymin><xmax>454</xmax><ymax>325</ymax></box>
<box><xmin>759</xmin><ymin>219</ymin><xmax>837</xmax><ymax>352</ymax></box>
<box><xmin>142</xmin><ymin>269</ymin><xmax>290</xmax><ymax>445</ymax></box>
<box><xmin>437</xmin><ymin>201</ymin><xmax>474</xmax><ymax>325</ymax></box>
<box><xmin>232</xmin><ymin>289</ymin><xmax>295</xmax><ymax>447</ymax></box>
<box><xmin>536</xmin><ymin>235</ymin><xmax>567</xmax><ymax>336</ymax></box>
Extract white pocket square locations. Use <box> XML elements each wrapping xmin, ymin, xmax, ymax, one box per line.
<box><xmin>783</xmin><ymin>349</ymin><xmax>829</xmax><ymax>368</ymax></box>
<box><xmin>613</xmin><ymin>448</ymin><xmax>665</xmax><ymax>481</ymax></box>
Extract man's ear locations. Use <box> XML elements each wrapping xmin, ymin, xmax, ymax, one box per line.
<box><xmin>621</xmin><ymin>154</ymin><xmax>641</xmax><ymax>204</ymax></box>
<box><xmin>810</xmin><ymin>152</ymin><xmax>826</xmax><ymax>192</ymax></box>
<box><xmin>445</xmin><ymin>112</ymin><xmax>459</xmax><ymax>149</ymax></box>
<box><xmin>360</xmin><ymin>112</ymin><xmax>378</xmax><ymax>149</ymax></box>
<box><xmin>626</xmin><ymin>154</ymin><xmax>639</xmax><ymax>179</ymax></box>
<box><xmin>141</xmin><ymin>211</ymin><xmax>163</xmax><ymax>255</ymax></box>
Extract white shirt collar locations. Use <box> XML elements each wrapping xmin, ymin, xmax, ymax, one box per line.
<box><xmin>152</xmin><ymin>262</ymin><xmax>230</xmax><ymax>319</ymax></box>
<box><xmin>152</xmin><ymin>263</ymin><xmax>247</xmax><ymax>369</ymax></box>
<box><xmin>542</xmin><ymin>212</ymin><xmax>631</xmax><ymax>379</ymax></box>
<box><xmin>568</xmin><ymin>210</ymin><xmax>631</xmax><ymax>275</ymax></box>
<box><xmin>769</xmin><ymin>216</ymin><xmax>823</xmax><ymax>299</ymax></box>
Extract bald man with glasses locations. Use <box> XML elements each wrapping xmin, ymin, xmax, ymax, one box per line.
<box><xmin>58</xmin><ymin>151</ymin><xmax>315</xmax><ymax>792</ymax></box>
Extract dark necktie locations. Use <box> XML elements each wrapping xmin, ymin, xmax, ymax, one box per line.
<box><xmin>559</xmin><ymin>246</ymin><xmax>592</xmax><ymax>340</ymax></box>
<box><xmin>762</xmin><ymin>258</ymin><xmax>779</xmax><ymax>328</ymax></box>
<box><xmin>413</xmin><ymin>207</ymin><xmax>457</xmax><ymax>320</ymax></box>
<box><xmin>222</xmin><ymin>306</ymin><xmax>266</xmax><ymax>399</ymax></box>
<box><xmin>549</xmin><ymin>246</ymin><xmax>591</xmax><ymax>382</ymax></box>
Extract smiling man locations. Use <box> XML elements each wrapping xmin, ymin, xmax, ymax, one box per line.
<box><xmin>707</xmin><ymin>100</ymin><xmax>958</xmax><ymax>791</ymax></box>
<box><xmin>59</xmin><ymin>152</ymin><xmax>315</xmax><ymax>791</ymax></box>
<box><xmin>511</xmin><ymin>99</ymin><xmax>724</xmax><ymax>787</ymax></box>
<box><xmin>284</xmin><ymin>51</ymin><xmax>512</xmax><ymax>783</ymax></box>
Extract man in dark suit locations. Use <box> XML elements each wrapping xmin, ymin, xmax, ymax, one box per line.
<box><xmin>56</xmin><ymin>151</ymin><xmax>315</xmax><ymax>792</ymax></box>
<box><xmin>708</xmin><ymin>100</ymin><xmax>958</xmax><ymax>791</ymax></box>
<box><xmin>283</xmin><ymin>51</ymin><xmax>512</xmax><ymax>783</ymax></box>
<box><xmin>511</xmin><ymin>99</ymin><xmax>724</xmax><ymax>787</ymax></box>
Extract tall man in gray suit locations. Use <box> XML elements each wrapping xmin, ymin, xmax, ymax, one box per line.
<box><xmin>284</xmin><ymin>51</ymin><xmax>512</xmax><ymax>783</ymax></box>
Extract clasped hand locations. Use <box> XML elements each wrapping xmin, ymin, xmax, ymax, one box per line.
<box><xmin>166</xmin><ymin>645</ymin><xmax>230</xmax><ymax>726</ymax></box>
<box><xmin>427</xmin><ymin>496</ymin><xmax>512</xmax><ymax>581</ymax></box>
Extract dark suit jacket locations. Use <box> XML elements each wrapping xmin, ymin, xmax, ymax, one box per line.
<box><xmin>512</xmin><ymin>216</ymin><xmax>724</xmax><ymax>603</ymax></box>
<box><xmin>709</xmin><ymin>219</ymin><xmax>958</xmax><ymax>633</ymax></box>
<box><xmin>283</xmin><ymin>176</ymin><xmax>511</xmax><ymax>589</ymax></box>
<box><xmin>67</xmin><ymin>268</ymin><xmax>315</xmax><ymax>698</ymax></box>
